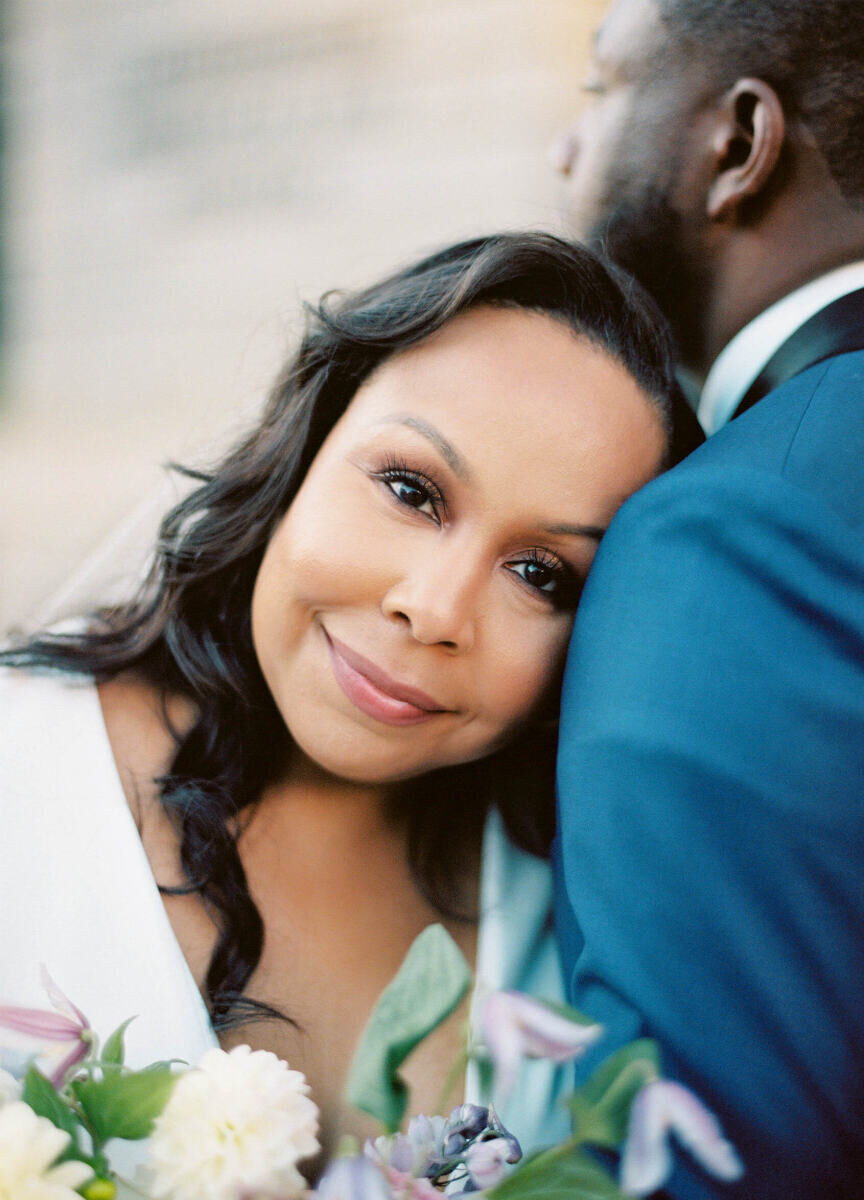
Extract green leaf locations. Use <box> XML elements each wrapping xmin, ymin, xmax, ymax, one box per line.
<box><xmin>579</xmin><ymin>1040</ymin><xmax>661</xmax><ymax>1108</ymax></box>
<box><xmin>570</xmin><ymin>1039</ymin><xmax>661</xmax><ymax>1149</ymax></box>
<box><xmin>72</xmin><ymin>1066</ymin><xmax>178</xmax><ymax>1142</ymax></box>
<box><xmin>100</xmin><ymin>1017</ymin><xmax>136</xmax><ymax>1069</ymax></box>
<box><xmin>489</xmin><ymin>1144</ymin><xmax>627</xmax><ymax>1200</ymax></box>
<box><xmin>22</xmin><ymin>1066</ymin><xmax>82</xmax><ymax>1142</ymax></box>
<box><xmin>21</xmin><ymin>1066</ymin><xmax>95</xmax><ymax>1167</ymax></box>
<box><xmin>346</xmin><ymin>923</ymin><xmax>471</xmax><ymax>1131</ymax></box>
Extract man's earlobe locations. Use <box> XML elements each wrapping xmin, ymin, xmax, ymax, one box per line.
<box><xmin>707</xmin><ymin>78</ymin><xmax>785</xmax><ymax>221</ymax></box>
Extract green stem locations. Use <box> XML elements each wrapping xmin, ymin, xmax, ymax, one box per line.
<box><xmin>570</xmin><ymin>1058</ymin><xmax>659</xmax><ymax>1148</ymax></box>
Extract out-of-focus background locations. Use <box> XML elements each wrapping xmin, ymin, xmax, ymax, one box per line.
<box><xmin>0</xmin><ymin>0</ymin><xmax>602</xmax><ymax>633</ymax></box>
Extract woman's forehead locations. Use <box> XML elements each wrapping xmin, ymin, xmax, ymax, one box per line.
<box><xmin>342</xmin><ymin>307</ymin><xmax>654</xmax><ymax>448</ymax></box>
<box><xmin>326</xmin><ymin>305</ymin><xmax>666</xmax><ymax>524</ymax></box>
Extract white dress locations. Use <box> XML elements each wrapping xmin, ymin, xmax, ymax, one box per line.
<box><xmin>0</xmin><ymin>669</ymin><xmax>571</xmax><ymax>1176</ymax></box>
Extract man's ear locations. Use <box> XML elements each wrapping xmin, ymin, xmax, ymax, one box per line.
<box><xmin>706</xmin><ymin>78</ymin><xmax>785</xmax><ymax>220</ymax></box>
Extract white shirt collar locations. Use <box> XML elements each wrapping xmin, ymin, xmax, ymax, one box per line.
<box><xmin>698</xmin><ymin>259</ymin><xmax>864</xmax><ymax>434</ymax></box>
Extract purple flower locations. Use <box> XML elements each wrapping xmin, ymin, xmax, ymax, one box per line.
<box><xmin>0</xmin><ymin>969</ymin><xmax>91</xmax><ymax>1087</ymax></box>
<box><xmin>441</xmin><ymin>1104</ymin><xmax>489</xmax><ymax>1158</ymax></box>
<box><xmin>465</xmin><ymin>1135</ymin><xmax>521</xmax><ymax>1191</ymax></box>
<box><xmin>366</xmin><ymin>1114</ymin><xmax>447</xmax><ymax>1178</ymax></box>
<box><xmin>315</xmin><ymin>1155</ymin><xmax>395</xmax><ymax>1200</ymax></box>
<box><xmin>479</xmin><ymin>991</ymin><xmax>604</xmax><ymax>1098</ymax></box>
<box><xmin>620</xmin><ymin>1080</ymin><xmax>745</xmax><ymax>1196</ymax></box>
<box><xmin>484</xmin><ymin>1106</ymin><xmax>521</xmax><ymax>1163</ymax></box>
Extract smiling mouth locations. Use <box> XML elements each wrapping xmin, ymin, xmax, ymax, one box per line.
<box><xmin>324</xmin><ymin>631</ymin><xmax>450</xmax><ymax>727</ymax></box>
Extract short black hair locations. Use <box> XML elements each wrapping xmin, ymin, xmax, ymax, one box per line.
<box><xmin>658</xmin><ymin>0</ymin><xmax>864</xmax><ymax>203</ymax></box>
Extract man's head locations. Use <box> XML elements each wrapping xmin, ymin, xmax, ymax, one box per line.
<box><xmin>557</xmin><ymin>0</ymin><xmax>864</xmax><ymax>374</ymax></box>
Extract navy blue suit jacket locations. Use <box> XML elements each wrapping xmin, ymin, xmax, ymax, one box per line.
<box><xmin>555</xmin><ymin>350</ymin><xmax>864</xmax><ymax>1198</ymax></box>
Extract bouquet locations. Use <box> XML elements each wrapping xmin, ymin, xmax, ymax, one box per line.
<box><xmin>0</xmin><ymin>930</ymin><xmax>743</xmax><ymax>1199</ymax></box>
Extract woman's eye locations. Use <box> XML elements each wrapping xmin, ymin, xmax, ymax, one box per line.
<box><xmin>507</xmin><ymin>558</ymin><xmax>560</xmax><ymax>593</ymax></box>
<box><xmin>376</xmin><ymin>467</ymin><xmax>444</xmax><ymax>521</ymax></box>
<box><xmin>389</xmin><ymin>477</ymin><xmax>433</xmax><ymax>512</ymax></box>
<box><xmin>505</xmin><ymin>554</ymin><xmax>583</xmax><ymax>610</ymax></box>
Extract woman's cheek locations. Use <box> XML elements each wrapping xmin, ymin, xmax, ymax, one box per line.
<box><xmin>269</xmin><ymin>487</ymin><xmax>388</xmax><ymax>609</ymax></box>
<box><xmin>481</xmin><ymin>616</ymin><xmax>573</xmax><ymax>729</ymax></box>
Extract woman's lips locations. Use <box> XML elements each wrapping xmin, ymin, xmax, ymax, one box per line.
<box><xmin>324</xmin><ymin>632</ymin><xmax>449</xmax><ymax>727</ymax></box>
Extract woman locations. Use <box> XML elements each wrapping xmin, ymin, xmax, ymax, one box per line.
<box><xmin>0</xmin><ymin>233</ymin><xmax>702</xmax><ymax>1170</ymax></box>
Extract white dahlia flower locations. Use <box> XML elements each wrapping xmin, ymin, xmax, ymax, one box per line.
<box><xmin>149</xmin><ymin>1044</ymin><xmax>320</xmax><ymax>1200</ymax></box>
<box><xmin>0</xmin><ymin>1100</ymin><xmax>92</xmax><ymax>1199</ymax></box>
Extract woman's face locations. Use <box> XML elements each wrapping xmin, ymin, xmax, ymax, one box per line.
<box><xmin>252</xmin><ymin>305</ymin><xmax>666</xmax><ymax>783</ymax></box>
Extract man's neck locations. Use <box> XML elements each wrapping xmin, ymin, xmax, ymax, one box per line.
<box><xmin>696</xmin><ymin>238</ymin><xmax>864</xmax><ymax>382</ymax></box>
<box><xmin>698</xmin><ymin>258</ymin><xmax>864</xmax><ymax>433</ymax></box>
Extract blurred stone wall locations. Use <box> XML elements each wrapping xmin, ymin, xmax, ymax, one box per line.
<box><xmin>0</xmin><ymin>0</ymin><xmax>604</xmax><ymax>631</ymax></box>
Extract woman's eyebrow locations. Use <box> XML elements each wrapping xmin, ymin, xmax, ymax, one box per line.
<box><xmin>377</xmin><ymin>414</ymin><xmax>469</xmax><ymax>479</ymax></box>
<box><xmin>374</xmin><ymin>417</ymin><xmax>605</xmax><ymax>540</ymax></box>
<box><xmin>543</xmin><ymin>522</ymin><xmax>607</xmax><ymax>542</ymax></box>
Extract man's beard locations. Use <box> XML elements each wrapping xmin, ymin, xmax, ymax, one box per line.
<box><xmin>584</xmin><ymin>183</ymin><xmax>707</xmax><ymax>369</ymax></box>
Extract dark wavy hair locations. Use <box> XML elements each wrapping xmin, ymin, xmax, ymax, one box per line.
<box><xmin>1</xmin><ymin>233</ymin><xmax>703</xmax><ymax>1027</ymax></box>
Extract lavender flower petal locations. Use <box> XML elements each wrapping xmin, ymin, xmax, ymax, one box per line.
<box><xmin>442</xmin><ymin>1104</ymin><xmax>490</xmax><ymax>1157</ymax></box>
<box><xmin>316</xmin><ymin>1155</ymin><xmax>394</xmax><ymax>1200</ymax></box>
<box><xmin>0</xmin><ymin>972</ymin><xmax>90</xmax><ymax>1086</ymax></box>
<box><xmin>406</xmin><ymin>1113</ymin><xmax>447</xmax><ymax>1173</ymax></box>
<box><xmin>39</xmin><ymin>966</ymin><xmax>89</xmax><ymax>1029</ymax></box>
<box><xmin>657</xmin><ymin>1082</ymin><xmax>744</xmax><ymax>1181</ymax></box>
<box><xmin>621</xmin><ymin>1081</ymin><xmax>744</xmax><ymax>1196</ymax></box>
<box><xmin>480</xmin><ymin>991</ymin><xmax>604</xmax><ymax>1097</ymax></box>
<box><xmin>620</xmin><ymin>1081</ymin><xmax>671</xmax><ymax>1196</ymax></box>
<box><xmin>366</xmin><ymin>1114</ymin><xmax>447</xmax><ymax>1180</ymax></box>
<box><xmin>0</xmin><ymin>1006</ymin><xmax>83</xmax><ymax>1041</ymax></box>
<box><xmin>465</xmin><ymin>1137</ymin><xmax>517</xmax><ymax>1191</ymax></box>
<box><xmin>484</xmin><ymin>1107</ymin><xmax>521</xmax><ymax>1164</ymax></box>
<box><xmin>47</xmin><ymin>1039</ymin><xmax>90</xmax><ymax>1088</ymax></box>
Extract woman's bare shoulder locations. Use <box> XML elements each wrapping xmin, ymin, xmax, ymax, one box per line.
<box><xmin>97</xmin><ymin>672</ymin><xmax>196</xmax><ymax>830</ymax></box>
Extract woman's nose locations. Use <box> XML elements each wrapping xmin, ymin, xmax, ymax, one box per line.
<box><xmin>381</xmin><ymin>548</ymin><xmax>481</xmax><ymax>652</ymax></box>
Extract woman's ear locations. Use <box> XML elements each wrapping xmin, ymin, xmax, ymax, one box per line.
<box><xmin>706</xmin><ymin>78</ymin><xmax>786</xmax><ymax>221</ymax></box>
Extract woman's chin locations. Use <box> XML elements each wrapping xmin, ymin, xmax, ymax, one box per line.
<box><xmin>285</xmin><ymin>719</ymin><xmax>482</xmax><ymax>788</ymax></box>
<box><xmin>300</xmin><ymin>750</ymin><xmax>446</xmax><ymax>787</ymax></box>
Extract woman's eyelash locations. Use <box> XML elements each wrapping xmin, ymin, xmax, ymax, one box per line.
<box><xmin>506</xmin><ymin>549</ymin><xmax>583</xmax><ymax>611</ymax></box>
<box><xmin>373</xmin><ymin>456</ymin><xmax>446</xmax><ymax>521</ymax></box>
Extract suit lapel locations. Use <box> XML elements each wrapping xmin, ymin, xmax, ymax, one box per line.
<box><xmin>734</xmin><ymin>287</ymin><xmax>864</xmax><ymax>417</ymax></box>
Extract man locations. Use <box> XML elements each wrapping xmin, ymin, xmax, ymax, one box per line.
<box><xmin>552</xmin><ymin>1</ymin><xmax>864</xmax><ymax>1196</ymax></box>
